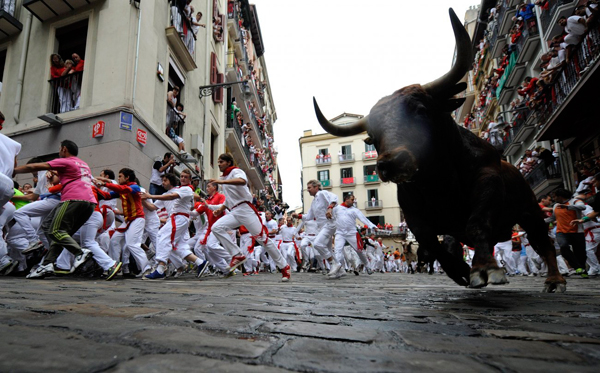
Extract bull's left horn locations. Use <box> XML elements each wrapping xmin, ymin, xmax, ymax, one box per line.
<box><xmin>313</xmin><ymin>97</ymin><xmax>368</xmax><ymax>137</ymax></box>
<box><xmin>422</xmin><ymin>8</ymin><xmax>473</xmax><ymax>99</ymax></box>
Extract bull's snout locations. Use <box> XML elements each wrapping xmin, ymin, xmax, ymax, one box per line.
<box><xmin>377</xmin><ymin>150</ymin><xmax>418</xmax><ymax>183</ymax></box>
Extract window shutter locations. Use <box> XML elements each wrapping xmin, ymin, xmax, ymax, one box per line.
<box><xmin>210</xmin><ymin>52</ymin><xmax>218</xmax><ymax>84</ymax></box>
<box><xmin>213</xmin><ymin>73</ymin><xmax>224</xmax><ymax>103</ymax></box>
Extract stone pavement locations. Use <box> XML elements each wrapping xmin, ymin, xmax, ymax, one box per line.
<box><xmin>0</xmin><ymin>272</ymin><xmax>599</xmax><ymax>372</ymax></box>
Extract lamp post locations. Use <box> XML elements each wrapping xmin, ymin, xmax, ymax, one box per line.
<box><xmin>199</xmin><ymin>80</ymin><xmax>250</xmax><ymax>99</ymax></box>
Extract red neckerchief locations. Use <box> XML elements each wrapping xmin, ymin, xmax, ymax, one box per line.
<box><xmin>342</xmin><ymin>203</ymin><xmax>352</xmax><ymax>208</ymax></box>
<box><xmin>126</xmin><ymin>181</ymin><xmax>137</xmax><ymax>186</ymax></box>
<box><xmin>222</xmin><ymin>166</ymin><xmax>239</xmax><ymax>176</ymax></box>
<box><xmin>180</xmin><ymin>184</ymin><xmax>194</xmax><ymax>190</ymax></box>
<box><xmin>287</xmin><ymin>223</ymin><xmax>293</xmax><ymax>227</ymax></box>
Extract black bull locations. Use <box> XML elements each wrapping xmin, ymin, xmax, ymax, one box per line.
<box><xmin>313</xmin><ymin>9</ymin><xmax>566</xmax><ymax>293</ymax></box>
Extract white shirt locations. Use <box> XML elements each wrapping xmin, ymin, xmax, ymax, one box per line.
<box><xmin>221</xmin><ymin>168</ymin><xmax>252</xmax><ymax>208</ymax></box>
<box><xmin>297</xmin><ymin>217</ymin><xmax>318</xmax><ymax>235</ymax></box>
<box><xmin>170</xmin><ymin>185</ymin><xmax>194</xmax><ymax>215</ymax></box>
<box><xmin>304</xmin><ymin>189</ymin><xmax>338</xmax><ymax>227</ymax></box>
<box><xmin>280</xmin><ymin>225</ymin><xmax>298</xmax><ymax>242</ymax></box>
<box><xmin>332</xmin><ymin>205</ymin><xmax>376</xmax><ymax>235</ymax></box>
<box><xmin>34</xmin><ymin>170</ymin><xmax>49</xmax><ymax>195</ymax></box>
<box><xmin>0</xmin><ymin>133</ymin><xmax>21</xmax><ymax>177</ymax></box>
<box><xmin>565</xmin><ymin>16</ymin><xmax>586</xmax><ymax>36</ymax></box>
<box><xmin>265</xmin><ymin>219</ymin><xmax>278</xmax><ymax>237</ymax></box>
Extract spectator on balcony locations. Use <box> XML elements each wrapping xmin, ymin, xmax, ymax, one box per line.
<box><xmin>338</xmin><ymin>150</ymin><xmax>343</xmax><ymax>162</ymax></box>
<box><xmin>213</xmin><ymin>16</ymin><xmax>224</xmax><ymax>42</ymax></box>
<box><xmin>558</xmin><ymin>15</ymin><xmax>587</xmax><ymax>46</ymax></box>
<box><xmin>69</xmin><ymin>54</ymin><xmax>84</xmax><ymax>110</ymax></box>
<box><xmin>170</xmin><ymin>0</ymin><xmax>184</xmax><ymax>34</ymax></box>
<box><xmin>514</xmin><ymin>3</ymin><xmax>537</xmax><ymax>32</ymax></box>
<box><xmin>191</xmin><ymin>11</ymin><xmax>205</xmax><ymax>35</ymax></box>
<box><xmin>517</xmin><ymin>76</ymin><xmax>538</xmax><ymax>98</ymax></box>
<box><xmin>167</xmin><ymin>121</ymin><xmax>186</xmax><ymax>153</ymax></box>
<box><xmin>50</xmin><ymin>54</ymin><xmax>72</xmax><ymax>114</ymax></box>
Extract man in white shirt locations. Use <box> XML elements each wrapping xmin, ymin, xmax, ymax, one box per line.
<box><xmin>279</xmin><ymin>217</ymin><xmax>300</xmax><ymax>272</ymax></box>
<box><xmin>0</xmin><ymin>133</ymin><xmax>21</xmax><ymax>274</ymax></box>
<box><xmin>209</xmin><ymin>153</ymin><xmax>290</xmax><ymax>281</ymax></box>
<box><xmin>142</xmin><ymin>169</ymin><xmax>206</xmax><ymax>279</ymax></box>
<box><xmin>297</xmin><ymin>216</ymin><xmax>318</xmax><ymax>271</ymax></box>
<box><xmin>330</xmin><ymin>194</ymin><xmax>377</xmax><ymax>278</ymax></box>
<box><xmin>294</xmin><ymin>179</ymin><xmax>342</xmax><ymax>277</ymax></box>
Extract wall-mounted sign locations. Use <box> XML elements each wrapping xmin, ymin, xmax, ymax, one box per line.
<box><xmin>92</xmin><ymin>120</ymin><xmax>105</xmax><ymax>138</ymax></box>
<box><xmin>157</xmin><ymin>63</ymin><xmax>164</xmax><ymax>82</ymax></box>
<box><xmin>136</xmin><ymin>129</ymin><xmax>147</xmax><ymax>146</ymax></box>
<box><xmin>120</xmin><ymin>112</ymin><xmax>133</xmax><ymax>131</ymax></box>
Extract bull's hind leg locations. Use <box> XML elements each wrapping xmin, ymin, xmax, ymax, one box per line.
<box><xmin>519</xmin><ymin>212</ymin><xmax>567</xmax><ymax>293</ymax></box>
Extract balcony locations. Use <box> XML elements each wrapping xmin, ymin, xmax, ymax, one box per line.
<box><xmin>165</xmin><ymin>5</ymin><xmax>197</xmax><ymax>71</ymax></box>
<box><xmin>514</xmin><ymin>21</ymin><xmax>541</xmax><ymax>64</ymax></box>
<box><xmin>496</xmin><ymin>53</ymin><xmax>526</xmax><ymax>105</ymax></box>
<box><xmin>364</xmin><ymin>175</ymin><xmax>380</xmax><ymax>184</ymax></box>
<box><xmin>497</xmin><ymin>0</ymin><xmax>517</xmax><ymax>35</ymax></box>
<box><xmin>362</xmin><ymin>150</ymin><xmax>378</xmax><ymax>160</ymax></box>
<box><xmin>365</xmin><ymin>200</ymin><xmax>383</xmax><ymax>210</ymax></box>
<box><xmin>24</xmin><ymin>0</ymin><xmax>101</xmax><ymax>22</ymax></box>
<box><xmin>319</xmin><ymin>179</ymin><xmax>332</xmax><ymax>189</ymax></box>
<box><xmin>225</xmin><ymin>119</ymin><xmax>264</xmax><ymax>189</ymax></box>
<box><xmin>48</xmin><ymin>71</ymin><xmax>83</xmax><ymax>114</ymax></box>
<box><xmin>536</xmin><ymin>25</ymin><xmax>600</xmax><ymax>141</ymax></box>
<box><xmin>540</xmin><ymin>0</ymin><xmax>577</xmax><ymax>41</ymax></box>
<box><xmin>0</xmin><ymin>0</ymin><xmax>21</xmax><ymax>40</ymax></box>
<box><xmin>316</xmin><ymin>156</ymin><xmax>332</xmax><ymax>166</ymax></box>
<box><xmin>338</xmin><ymin>153</ymin><xmax>355</xmax><ymax>163</ymax></box>
<box><xmin>524</xmin><ymin>160</ymin><xmax>563</xmax><ymax>198</ymax></box>
<box><xmin>340</xmin><ymin>177</ymin><xmax>355</xmax><ymax>187</ymax></box>
<box><xmin>501</xmin><ymin>108</ymin><xmax>534</xmax><ymax>156</ymax></box>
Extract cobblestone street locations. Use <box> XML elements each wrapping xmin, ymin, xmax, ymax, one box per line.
<box><xmin>1</xmin><ymin>272</ymin><xmax>599</xmax><ymax>372</ymax></box>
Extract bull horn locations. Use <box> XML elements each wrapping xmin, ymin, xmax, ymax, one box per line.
<box><xmin>422</xmin><ymin>8</ymin><xmax>473</xmax><ymax>99</ymax></box>
<box><xmin>313</xmin><ymin>97</ymin><xmax>368</xmax><ymax>137</ymax></box>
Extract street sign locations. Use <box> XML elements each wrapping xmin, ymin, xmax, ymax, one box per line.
<box><xmin>136</xmin><ymin>129</ymin><xmax>147</xmax><ymax>146</ymax></box>
<box><xmin>119</xmin><ymin>112</ymin><xmax>133</xmax><ymax>131</ymax></box>
<box><xmin>92</xmin><ymin>120</ymin><xmax>105</xmax><ymax>138</ymax></box>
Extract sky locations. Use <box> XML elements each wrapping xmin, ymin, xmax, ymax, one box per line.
<box><xmin>250</xmin><ymin>0</ymin><xmax>480</xmax><ymax>210</ymax></box>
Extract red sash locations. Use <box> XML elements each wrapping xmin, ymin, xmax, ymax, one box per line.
<box><xmin>356</xmin><ymin>232</ymin><xmax>364</xmax><ymax>251</ymax></box>
<box><xmin>585</xmin><ymin>226</ymin><xmax>600</xmax><ymax>243</ymax></box>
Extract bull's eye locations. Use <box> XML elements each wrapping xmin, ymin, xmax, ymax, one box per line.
<box><xmin>364</xmin><ymin>136</ymin><xmax>374</xmax><ymax>145</ymax></box>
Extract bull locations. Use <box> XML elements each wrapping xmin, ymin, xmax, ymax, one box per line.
<box><xmin>313</xmin><ymin>9</ymin><xmax>566</xmax><ymax>293</ymax></box>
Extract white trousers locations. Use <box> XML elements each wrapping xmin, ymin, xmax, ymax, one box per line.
<box><xmin>211</xmin><ymin>203</ymin><xmax>286</xmax><ymax>269</ymax></box>
<box><xmin>0</xmin><ymin>173</ymin><xmax>14</xmax><ymax>209</ymax></box>
<box><xmin>279</xmin><ymin>242</ymin><xmax>299</xmax><ymax>271</ymax></box>
<box><xmin>584</xmin><ymin>228</ymin><xmax>600</xmax><ymax>273</ymax></box>
<box><xmin>110</xmin><ymin>218</ymin><xmax>147</xmax><ymax>272</ymax></box>
<box><xmin>313</xmin><ymin>223</ymin><xmax>335</xmax><ymax>261</ymax></box>
<box><xmin>156</xmin><ymin>215</ymin><xmax>192</xmax><ymax>263</ymax></box>
<box><xmin>13</xmin><ymin>198</ymin><xmax>59</xmax><ymax>246</ymax></box>
<box><xmin>0</xmin><ymin>203</ymin><xmax>16</xmax><ymax>263</ymax></box>
<box><xmin>239</xmin><ymin>232</ymin><xmax>256</xmax><ymax>272</ymax></box>
<box><xmin>494</xmin><ymin>240</ymin><xmax>516</xmax><ymax>275</ymax></box>
<box><xmin>6</xmin><ymin>222</ymin><xmax>29</xmax><ymax>271</ymax></box>
<box><xmin>334</xmin><ymin>232</ymin><xmax>368</xmax><ymax>268</ymax></box>
<box><xmin>196</xmin><ymin>231</ymin><xmax>231</xmax><ymax>272</ymax></box>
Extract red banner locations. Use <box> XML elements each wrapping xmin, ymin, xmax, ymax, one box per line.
<box><xmin>136</xmin><ymin>129</ymin><xmax>147</xmax><ymax>146</ymax></box>
<box><xmin>92</xmin><ymin>121</ymin><xmax>105</xmax><ymax>138</ymax></box>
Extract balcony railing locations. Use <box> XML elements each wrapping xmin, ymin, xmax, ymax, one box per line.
<box><xmin>540</xmin><ymin>0</ymin><xmax>572</xmax><ymax>35</ymax></box>
<box><xmin>339</xmin><ymin>153</ymin><xmax>355</xmax><ymax>163</ymax></box>
<box><xmin>228</xmin><ymin>115</ymin><xmax>255</xmax><ymax>167</ymax></box>
<box><xmin>524</xmin><ymin>159</ymin><xmax>562</xmax><ymax>191</ymax></box>
<box><xmin>364</xmin><ymin>175</ymin><xmax>380</xmax><ymax>184</ymax></box>
<box><xmin>365</xmin><ymin>200</ymin><xmax>383</xmax><ymax>209</ymax></box>
<box><xmin>48</xmin><ymin>71</ymin><xmax>83</xmax><ymax>114</ymax></box>
<box><xmin>316</xmin><ymin>156</ymin><xmax>332</xmax><ymax>165</ymax></box>
<box><xmin>0</xmin><ymin>0</ymin><xmax>22</xmax><ymax>41</ymax></box>
<box><xmin>340</xmin><ymin>177</ymin><xmax>355</xmax><ymax>186</ymax></box>
<box><xmin>362</xmin><ymin>150</ymin><xmax>378</xmax><ymax>160</ymax></box>
<box><xmin>319</xmin><ymin>179</ymin><xmax>331</xmax><ymax>188</ymax></box>
<box><xmin>166</xmin><ymin>104</ymin><xmax>186</xmax><ymax>143</ymax></box>
<box><xmin>170</xmin><ymin>3</ymin><xmax>196</xmax><ymax>57</ymax></box>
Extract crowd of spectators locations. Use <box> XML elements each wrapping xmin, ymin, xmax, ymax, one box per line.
<box><xmin>461</xmin><ymin>1</ymin><xmax>599</xmax><ymax>148</ymax></box>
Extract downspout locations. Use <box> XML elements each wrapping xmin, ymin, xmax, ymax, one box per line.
<box><xmin>201</xmin><ymin>0</ymin><xmax>212</xmax><ymax>179</ymax></box>
<box><xmin>14</xmin><ymin>11</ymin><xmax>33</xmax><ymax>124</ymax></box>
<box><xmin>131</xmin><ymin>4</ymin><xmax>142</xmax><ymax>106</ymax></box>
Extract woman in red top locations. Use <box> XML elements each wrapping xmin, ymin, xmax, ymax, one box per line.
<box><xmin>49</xmin><ymin>53</ymin><xmax>73</xmax><ymax>113</ymax></box>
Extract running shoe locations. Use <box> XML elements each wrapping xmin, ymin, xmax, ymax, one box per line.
<box><xmin>70</xmin><ymin>248</ymin><xmax>92</xmax><ymax>273</ymax></box>
<box><xmin>22</xmin><ymin>241</ymin><xmax>44</xmax><ymax>255</ymax></box>
<box><xmin>26</xmin><ymin>263</ymin><xmax>54</xmax><ymax>279</ymax></box>
<box><xmin>196</xmin><ymin>260</ymin><xmax>209</xmax><ymax>278</ymax></box>
<box><xmin>281</xmin><ymin>265</ymin><xmax>291</xmax><ymax>282</ymax></box>
<box><xmin>227</xmin><ymin>254</ymin><xmax>247</xmax><ymax>273</ymax></box>
<box><xmin>576</xmin><ymin>268</ymin><xmax>589</xmax><ymax>279</ymax></box>
<box><xmin>144</xmin><ymin>270</ymin><xmax>166</xmax><ymax>280</ymax></box>
<box><xmin>106</xmin><ymin>262</ymin><xmax>122</xmax><ymax>281</ymax></box>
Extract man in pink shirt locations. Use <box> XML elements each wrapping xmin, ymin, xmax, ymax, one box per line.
<box><xmin>13</xmin><ymin>140</ymin><xmax>96</xmax><ymax>279</ymax></box>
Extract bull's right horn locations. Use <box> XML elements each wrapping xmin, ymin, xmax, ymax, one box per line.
<box><xmin>313</xmin><ymin>97</ymin><xmax>368</xmax><ymax>137</ymax></box>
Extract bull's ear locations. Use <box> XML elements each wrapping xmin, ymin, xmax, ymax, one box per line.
<box><xmin>441</xmin><ymin>97</ymin><xmax>466</xmax><ymax>112</ymax></box>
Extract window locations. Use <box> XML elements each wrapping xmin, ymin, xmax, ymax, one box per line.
<box><xmin>210</xmin><ymin>132</ymin><xmax>217</xmax><ymax>167</ymax></box>
<box><xmin>341</xmin><ymin>144</ymin><xmax>351</xmax><ymax>155</ymax></box>
<box><xmin>210</xmin><ymin>52</ymin><xmax>223</xmax><ymax>102</ymax></box>
<box><xmin>0</xmin><ymin>49</ymin><xmax>6</xmax><ymax>96</ymax></box>
<box><xmin>318</xmin><ymin>148</ymin><xmax>328</xmax><ymax>156</ymax></box>
<box><xmin>167</xmin><ymin>60</ymin><xmax>186</xmax><ymax>137</ymax></box>
<box><xmin>341</xmin><ymin>167</ymin><xmax>353</xmax><ymax>178</ymax></box>
<box><xmin>49</xmin><ymin>19</ymin><xmax>88</xmax><ymax>114</ymax></box>
<box><xmin>364</xmin><ymin>165</ymin><xmax>377</xmax><ymax>176</ymax></box>
<box><xmin>318</xmin><ymin>170</ymin><xmax>329</xmax><ymax>181</ymax></box>
<box><xmin>367</xmin><ymin>189</ymin><xmax>379</xmax><ymax>200</ymax></box>
<box><xmin>367</xmin><ymin>216</ymin><xmax>385</xmax><ymax>226</ymax></box>
<box><xmin>365</xmin><ymin>143</ymin><xmax>376</xmax><ymax>152</ymax></box>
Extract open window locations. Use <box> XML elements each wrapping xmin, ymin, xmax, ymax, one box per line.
<box><xmin>166</xmin><ymin>59</ymin><xmax>186</xmax><ymax>139</ymax></box>
<box><xmin>49</xmin><ymin>19</ymin><xmax>88</xmax><ymax>114</ymax></box>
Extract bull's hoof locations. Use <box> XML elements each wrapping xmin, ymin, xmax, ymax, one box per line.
<box><xmin>542</xmin><ymin>282</ymin><xmax>567</xmax><ymax>293</ymax></box>
<box><xmin>469</xmin><ymin>271</ymin><xmax>488</xmax><ymax>288</ymax></box>
<box><xmin>488</xmin><ymin>268</ymin><xmax>509</xmax><ymax>285</ymax></box>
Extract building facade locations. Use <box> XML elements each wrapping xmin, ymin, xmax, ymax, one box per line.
<box><xmin>455</xmin><ymin>0</ymin><xmax>600</xmax><ymax>198</ymax></box>
<box><xmin>0</xmin><ymin>0</ymin><xmax>279</xmax><ymax>199</ymax></box>
<box><xmin>299</xmin><ymin>113</ymin><xmax>403</xmax><ymax>232</ymax></box>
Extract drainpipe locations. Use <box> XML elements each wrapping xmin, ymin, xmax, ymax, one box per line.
<box><xmin>131</xmin><ymin>3</ymin><xmax>142</xmax><ymax>106</ymax></box>
<box><xmin>202</xmin><ymin>0</ymin><xmax>212</xmax><ymax>178</ymax></box>
<box><xmin>14</xmin><ymin>11</ymin><xmax>33</xmax><ymax>124</ymax></box>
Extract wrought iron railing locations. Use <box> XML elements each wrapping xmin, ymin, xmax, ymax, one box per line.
<box><xmin>48</xmin><ymin>71</ymin><xmax>83</xmax><ymax>114</ymax></box>
<box><xmin>1</xmin><ymin>0</ymin><xmax>16</xmax><ymax>16</ymax></box>
<box><xmin>365</xmin><ymin>200</ymin><xmax>382</xmax><ymax>209</ymax></box>
<box><xmin>364</xmin><ymin>175</ymin><xmax>380</xmax><ymax>183</ymax></box>
<box><xmin>524</xmin><ymin>158</ymin><xmax>562</xmax><ymax>190</ymax></box>
<box><xmin>169</xmin><ymin>1</ymin><xmax>196</xmax><ymax>58</ymax></box>
<box><xmin>339</xmin><ymin>153</ymin><xmax>355</xmax><ymax>162</ymax></box>
<box><xmin>540</xmin><ymin>0</ymin><xmax>573</xmax><ymax>35</ymax></box>
<box><xmin>340</xmin><ymin>177</ymin><xmax>355</xmax><ymax>185</ymax></box>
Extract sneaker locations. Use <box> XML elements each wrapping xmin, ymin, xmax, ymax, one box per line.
<box><xmin>0</xmin><ymin>260</ymin><xmax>14</xmax><ymax>274</ymax></box>
<box><xmin>367</xmin><ymin>268</ymin><xmax>373</xmax><ymax>275</ymax></box>
<box><xmin>26</xmin><ymin>263</ymin><xmax>54</xmax><ymax>279</ymax></box>
<box><xmin>353</xmin><ymin>269</ymin><xmax>360</xmax><ymax>276</ymax></box>
<box><xmin>173</xmin><ymin>267</ymin><xmax>185</xmax><ymax>278</ymax></box>
<box><xmin>22</xmin><ymin>241</ymin><xmax>44</xmax><ymax>255</ymax></box>
<box><xmin>105</xmin><ymin>262</ymin><xmax>122</xmax><ymax>281</ymax></box>
<box><xmin>144</xmin><ymin>269</ymin><xmax>166</xmax><ymax>280</ymax></box>
<box><xmin>196</xmin><ymin>260</ymin><xmax>209</xmax><ymax>278</ymax></box>
<box><xmin>576</xmin><ymin>268</ymin><xmax>589</xmax><ymax>279</ymax></box>
<box><xmin>281</xmin><ymin>265</ymin><xmax>291</xmax><ymax>282</ymax></box>
<box><xmin>328</xmin><ymin>262</ymin><xmax>345</xmax><ymax>279</ymax></box>
<box><xmin>70</xmin><ymin>248</ymin><xmax>92</xmax><ymax>273</ymax></box>
<box><xmin>0</xmin><ymin>261</ymin><xmax>18</xmax><ymax>276</ymax></box>
<box><xmin>227</xmin><ymin>254</ymin><xmax>247</xmax><ymax>273</ymax></box>
<box><xmin>588</xmin><ymin>270</ymin><xmax>599</xmax><ymax>277</ymax></box>
<box><xmin>322</xmin><ymin>268</ymin><xmax>328</xmax><ymax>275</ymax></box>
